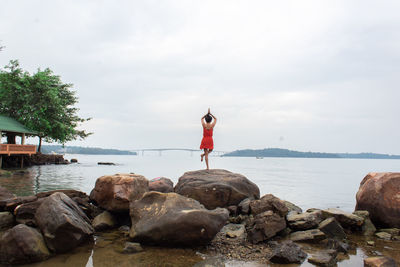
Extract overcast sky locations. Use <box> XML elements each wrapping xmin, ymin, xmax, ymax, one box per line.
<box><xmin>1</xmin><ymin>1</ymin><xmax>400</xmax><ymax>154</ymax></box>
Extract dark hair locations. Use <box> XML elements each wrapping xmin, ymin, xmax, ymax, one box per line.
<box><xmin>205</xmin><ymin>114</ymin><xmax>212</xmax><ymax>123</ymax></box>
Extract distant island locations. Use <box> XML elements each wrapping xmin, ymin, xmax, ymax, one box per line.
<box><xmin>222</xmin><ymin>148</ymin><xmax>400</xmax><ymax>159</ymax></box>
<box><xmin>41</xmin><ymin>145</ymin><xmax>137</xmax><ymax>155</ymax></box>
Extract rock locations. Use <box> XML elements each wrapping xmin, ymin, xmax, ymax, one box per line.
<box><xmin>70</xmin><ymin>158</ymin><xmax>78</xmax><ymax>163</ymax></box>
<box><xmin>90</xmin><ymin>173</ymin><xmax>149</xmax><ymax>212</ymax></box>
<box><xmin>284</xmin><ymin>200</ymin><xmax>303</xmax><ymax>214</ymax></box>
<box><xmin>238</xmin><ymin>198</ymin><xmax>252</xmax><ymax>215</ymax></box>
<box><xmin>0</xmin><ymin>185</ymin><xmax>16</xmax><ymax>201</ymax></box>
<box><xmin>308</xmin><ymin>249</ymin><xmax>337</xmax><ymax>266</ymax></box>
<box><xmin>123</xmin><ymin>242</ymin><xmax>143</xmax><ymax>253</ymax></box>
<box><xmin>289</xmin><ymin>229</ymin><xmax>326</xmax><ymax>243</ymax></box>
<box><xmin>287</xmin><ymin>209</ymin><xmax>323</xmax><ymax>230</ymax></box>
<box><xmin>36</xmin><ymin>189</ymin><xmax>88</xmax><ymax>199</ymax></box>
<box><xmin>367</xmin><ymin>241</ymin><xmax>375</xmax><ymax>246</ymax></box>
<box><xmin>220</xmin><ymin>223</ymin><xmax>246</xmax><ymax>239</ymax></box>
<box><xmin>0</xmin><ymin>195</ymin><xmax>37</xmax><ymax>212</ymax></box>
<box><xmin>321</xmin><ymin>208</ymin><xmax>364</xmax><ymax>228</ymax></box>
<box><xmin>354</xmin><ymin>210</ymin><xmax>377</xmax><ymax>236</ymax></box>
<box><xmin>149</xmin><ymin>177</ymin><xmax>174</xmax><ymax>193</ymax></box>
<box><xmin>129</xmin><ymin>191</ymin><xmax>229</xmax><ymax>246</ymax></box>
<box><xmin>98</xmin><ymin>162</ymin><xmax>115</xmax><ymax>165</ymax></box>
<box><xmin>323</xmin><ymin>239</ymin><xmax>350</xmax><ymax>253</ymax></box>
<box><xmin>379</xmin><ymin>228</ymin><xmax>400</xmax><ymax>236</ymax></box>
<box><xmin>374</xmin><ymin>232</ymin><xmax>392</xmax><ymax>240</ymax></box>
<box><xmin>246</xmin><ymin>210</ymin><xmax>286</xmax><ymax>244</ymax></box>
<box><xmin>318</xmin><ymin>217</ymin><xmax>346</xmax><ymax>240</ymax></box>
<box><xmin>227</xmin><ymin>205</ymin><xmax>238</xmax><ymax>216</ymax></box>
<box><xmin>356</xmin><ymin>172</ymin><xmax>400</xmax><ymax>228</ymax></box>
<box><xmin>269</xmin><ymin>240</ymin><xmax>307</xmax><ymax>264</ymax></box>
<box><xmin>0</xmin><ymin>224</ymin><xmax>50</xmax><ymax>264</ymax></box>
<box><xmin>92</xmin><ymin>211</ymin><xmax>117</xmax><ymax>231</ymax></box>
<box><xmin>174</xmin><ymin>169</ymin><xmax>260</xmax><ymax>210</ymax></box>
<box><xmin>249</xmin><ymin>194</ymin><xmax>288</xmax><ymax>217</ymax></box>
<box><xmin>0</xmin><ymin>211</ymin><xmax>14</xmax><ymax>230</ymax></box>
<box><xmin>14</xmin><ymin>198</ymin><xmax>46</xmax><ymax>226</ymax></box>
<box><xmin>35</xmin><ymin>192</ymin><xmax>94</xmax><ymax>253</ymax></box>
<box><xmin>364</xmin><ymin>256</ymin><xmax>397</xmax><ymax>267</ymax></box>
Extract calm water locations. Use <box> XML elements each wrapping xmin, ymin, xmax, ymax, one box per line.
<box><xmin>1</xmin><ymin>152</ymin><xmax>399</xmax><ymax>211</ymax></box>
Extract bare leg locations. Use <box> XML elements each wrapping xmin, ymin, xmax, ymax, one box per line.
<box><xmin>201</xmin><ymin>150</ymin><xmax>205</xmax><ymax>162</ymax></box>
<box><xmin>205</xmin><ymin>149</ymin><xmax>210</xmax><ymax>170</ymax></box>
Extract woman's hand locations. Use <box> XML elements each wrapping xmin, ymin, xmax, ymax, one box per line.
<box><xmin>208</xmin><ymin>108</ymin><xmax>210</xmax><ymax>114</ymax></box>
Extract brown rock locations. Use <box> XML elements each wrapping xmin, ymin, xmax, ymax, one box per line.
<box><xmin>321</xmin><ymin>208</ymin><xmax>364</xmax><ymax>228</ymax></box>
<box><xmin>0</xmin><ymin>224</ymin><xmax>50</xmax><ymax>264</ymax></box>
<box><xmin>287</xmin><ymin>210</ymin><xmax>323</xmax><ymax>230</ymax></box>
<box><xmin>355</xmin><ymin>172</ymin><xmax>400</xmax><ymax>228</ymax></box>
<box><xmin>289</xmin><ymin>229</ymin><xmax>326</xmax><ymax>243</ymax></box>
<box><xmin>308</xmin><ymin>249</ymin><xmax>337</xmax><ymax>266</ymax></box>
<box><xmin>149</xmin><ymin>177</ymin><xmax>174</xmax><ymax>193</ymax></box>
<box><xmin>250</xmin><ymin>194</ymin><xmax>288</xmax><ymax>217</ymax></box>
<box><xmin>35</xmin><ymin>192</ymin><xmax>94</xmax><ymax>253</ymax></box>
<box><xmin>0</xmin><ymin>195</ymin><xmax>37</xmax><ymax>212</ymax></box>
<box><xmin>0</xmin><ymin>211</ymin><xmax>14</xmax><ymax>230</ymax></box>
<box><xmin>364</xmin><ymin>256</ymin><xmax>397</xmax><ymax>267</ymax></box>
<box><xmin>92</xmin><ymin>211</ymin><xmax>117</xmax><ymax>231</ymax></box>
<box><xmin>174</xmin><ymin>169</ymin><xmax>260</xmax><ymax>210</ymax></box>
<box><xmin>269</xmin><ymin>240</ymin><xmax>307</xmax><ymax>264</ymax></box>
<box><xmin>318</xmin><ymin>217</ymin><xmax>347</xmax><ymax>240</ymax></box>
<box><xmin>90</xmin><ymin>173</ymin><xmax>149</xmax><ymax>212</ymax></box>
<box><xmin>129</xmin><ymin>191</ymin><xmax>229</xmax><ymax>246</ymax></box>
<box><xmin>36</xmin><ymin>189</ymin><xmax>88</xmax><ymax>199</ymax></box>
<box><xmin>14</xmin><ymin>198</ymin><xmax>46</xmax><ymax>226</ymax></box>
<box><xmin>246</xmin><ymin>210</ymin><xmax>286</xmax><ymax>243</ymax></box>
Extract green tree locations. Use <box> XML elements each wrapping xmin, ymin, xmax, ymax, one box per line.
<box><xmin>0</xmin><ymin>60</ymin><xmax>91</xmax><ymax>152</ymax></box>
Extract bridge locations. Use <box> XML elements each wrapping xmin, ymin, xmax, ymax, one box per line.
<box><xmin>130</xmin><ymin>148</ymin><xmax>228</xmax><ymax>156</ymax></box>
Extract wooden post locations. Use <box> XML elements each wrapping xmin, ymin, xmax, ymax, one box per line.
<box><xmin>20</xmin><ymin>155</ymin><xmax>24</xmax><ymax>169</ymax></box>
<box><xmin>0</xmin><ymin>155</ymin><xmax>2</xmax><ymax>169</ymax></box>
<box><xmin>22</xmin><ymin>133</ymin><xmax>26</xmax><ymax>145</ymax></box>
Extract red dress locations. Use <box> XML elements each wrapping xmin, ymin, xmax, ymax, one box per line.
<box><xmin>200</xmin><ymin>127</ymin><xmax>214</xmax><ymax>150</ymax></box>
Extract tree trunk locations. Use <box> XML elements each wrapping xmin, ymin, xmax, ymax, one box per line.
<box><xmin>38</xmin><ymin>136</ymin><xmax>42</xmax><ymax>153</ymax></box>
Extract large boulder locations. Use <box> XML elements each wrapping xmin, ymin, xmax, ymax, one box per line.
<box><xmin>90</xmin><ymin>173</ymin><xmax>149</xmax><ymax>212</ymax></box>
<box><xmin>174</xmin><ymin>169</ymin><xmax>260</xmax><ymax>210</ymax></box>
<box><xmin>35</xmin><ymin>192</ymin><xmax>94</xmax><ymax>253</ymax></box>
<box><xmin>129</xmin><ymin>191</ymin><xmax>229</xmax><ymax>246</ymax></box>
<box><xmin>250</xmin><ymin>194</ymin><xmax>288</xmax><ymax>217</ymax></box>
<box><xmin>149</xmin><ymin>177</ymin><xmax>174</xmax><ymax>193</ymax></box>
<box><xmin>0</xmin><ymin>224</ymin><xmax>50</xmax><ymax>264</ymax></box>
<box><xmin>14</xmin><ymin>198</ymin><xmax>46</xmax><ymax>226</ymax></box>
<box><xmin>355</xmin><ymin>172</ymin><xmax>400</xmax><ymax>228</ymax></box>
<box><xmin>0</xmin><ymin>211</ymin><xmax>14</xmax><ymax>230</ymax></box>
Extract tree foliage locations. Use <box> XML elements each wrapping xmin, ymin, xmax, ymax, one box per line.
<box><xmin>0</xmin><ymin>60</ymin><xmax>91</xmax><ymax>151</ymax></box>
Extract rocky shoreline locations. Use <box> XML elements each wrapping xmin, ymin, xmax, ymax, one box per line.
<box><xmin>0</xmin><ymin>169</ymin><xmax>399</xmax><ymax>266</ymax></box>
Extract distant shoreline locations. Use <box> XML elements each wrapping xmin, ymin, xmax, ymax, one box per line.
<box><xmin>222</xmin><ymin>148</ymin><xmax>400</xmax><ymax>160</ymax></box>
<box><xmin>41</xmin><ymin>145</ymin><xmax>137</xmax><ymax>155</ymax></box>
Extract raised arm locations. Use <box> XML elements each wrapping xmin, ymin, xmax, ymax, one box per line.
<box><xmin>210</xmin><ymin>113</ymin><xmax>217</xmax><ymax>127</ymax></box>
<box><xmin>201</xmin><ymin>114</ymin><xmax>207</xmax><ymax>127</ymax></box>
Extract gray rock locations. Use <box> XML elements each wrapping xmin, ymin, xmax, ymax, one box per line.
<box><xmin>130</xmin><ymin>192</ymin><xmax>229</xmax><ymax>246</ymax></box>
<box><xmin>364</xmin><ymin>256</ymin><xmax>397</xmax><ymax>267</ymax></box>
<box><xmin>287</xmin><ymin>210</ymin><xmax>323</xmax><ymax>230</ymax></box>
<box><xmin>149</xmin><ymin>177</ymin><xmax>174</xmax><ymax>193</ymax></box>
<box><xmin>0</xmin><ymin>224</ymin><xmax>50</xmax><ymax>264</ymax></box>
<box><xmin>92</xmin><ymin>211</ymin><xmax>117</xmax><ymax>231</ymax></box>
<box><xmin>308</xmin><ymin>249</ymin><xmax>337</xmax><ymax>266</ymax></box>
<box><xmin>353</xmin><ymin>210</ymin><xmax>376</xmax><ymax>236</ymax></box>
<box><xmin>238</xmin><ymin>198</ymin><xmax>252</xmax><ymax>215</ymax></box>
<box><xmin>323</xmin><ymin>239</ymin><xmax>350</xmax><ymax>253</ymax></box>
<box><xmin>123</xmin><ymin>242</ymin><xmax>143</xmax><ymax>253</ymax></box>
<box><xmin>0</xmin><ymin>211</ymin><xmax>14</xmax><ymax>230</ymax></box>
<box><xmin>174</xmin><ymin>169</ymin><xmax>260</xmax><ymax>210</ymax></box>
<box><xmin>284</xmin><ymin>200</ymin><xmax>303</xmax><ymax>214</ymax></box>
<box><xmin>220</xmin><ymin>223</ymin><xmax>246</xmax><ymax>239</ymax></box>
<box><xmin>35</xmin><ymin>192</ymin><xmax>94</xmax><ymax>253</ymax></box>
<box><xmin>318</xmin><ymin>217</ymin><xmax>346</xmax><ymax>240</ymax></box>
<box><xmin>246</xmin><ymin>210</ymin><xmax>286</xmax><ymax>244</ymax></box>
<box><xmin>379</xmin><ymin>228</ymin><xmax>400</xmax><ymax>236</ymax></box>
<box><xmin>14</xmin><ymin>198</ymin><xmax>46</xmax><ymax>226</ymax></box>
<box><xmin>269</xmin><ymin>240</ymin><xmax>307</xmax><ymax>264</ymax></box>
<box><xmin>321</xmin><ymin>208</ymin><xmax>364</xmax><ymax>228</ymax></box>
<box><xmin>289</xmin><ymin>229</ymin><xmax>326</xmax><ymax>243</ymax></box>
<box><xmin>374</xmin><ymin>231</ymin><xmax>392</xmax><ymax>240</ymax></box>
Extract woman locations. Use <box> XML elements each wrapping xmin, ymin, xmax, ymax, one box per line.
<box><xmin>200</xmin><ymin>108</ymin><xmax>217</xmax><ymax>170</ymax></box>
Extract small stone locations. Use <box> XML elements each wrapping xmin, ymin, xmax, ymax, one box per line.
<box><xmin>123</xmin><ymin>242</ymin><xmax>143</xmax><ymax>253</ymax></box>
<box><xmin>308</xmin><ymin>250</ymin><xmax>337</xmax><ymax>266</ymax></box>
<box><xmin>367</xmin><ymin>241</ymin><xmax>375</xmax><ymax>246</ymax></box>
<box><xmin>392</xmin><ymin>236</ymin><xmax>400</xmax><ymax>241</ymax></box>
<box><xmin>269</xmin><ymin>240</ymin><xmax>307</xmax><ymax>264</ymax></box>
<box><xmin>375</xmin><ymin>232</ymin><xmax>392</xmax><ymax>240</ymax></box>
<box><xmin>70</xmin><ymin>158</ymin><xmax>78</xmax><ymax>163</ymax></box>
<box><xmin>289</xmin><ymin>229</ymin><xmax>326</xmax><ymax>243</ymax></box>
<box><xmin>92</xmin><ymin>211</ymin><xmax>117</xmax><ymax>231</ymax></box>
<box><xmin>364</xmin><ymin>256</ymin><xmax>397</xmax><ymax>267</ymax></box>
<box><xmin>379</xmin><ymin>228</ymin><xmax>400</xmax><ymax>236</ymax></box>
